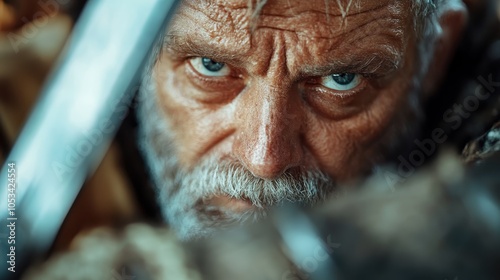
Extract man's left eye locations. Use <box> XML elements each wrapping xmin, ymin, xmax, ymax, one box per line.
<box><xmin>320</xmin><ymin>73</ymin><xmax>361</xmax><ymax>91</ymax></box>
<box><xmin>189</xmin><ymin>57</ymin><xmax>230</xmax><ymax>77</ymax></box>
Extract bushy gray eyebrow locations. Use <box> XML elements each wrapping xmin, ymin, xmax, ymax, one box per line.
<box><xmin>301</xmin><ymin>47</ymin><xmax>403</xmax><ymax>77</ymax></box>
<box><xmin>163</xmin><ymin>33</ymin><xmax>246</xmax><ymax>64</ymax></box>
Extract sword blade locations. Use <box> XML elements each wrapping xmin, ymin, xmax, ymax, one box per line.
<box><xmin>0</xmin><ymin>0</ymin><xmax>178</xmax><ymax>277</ymax></box>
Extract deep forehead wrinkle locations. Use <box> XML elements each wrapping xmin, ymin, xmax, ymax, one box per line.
<box><xmin>172</xmin><ymin>0</ymin><xmax>408</xmax><ymax>41</ymax></box>
<box><xmin>166</xmin><ymin>0</ymin><xmax>411</xmax><ymax>76</ymax></box>
<box><xmin>168</xmin><ymin>0</ymin><xmax>253</xmax><ymax>52</ymax></box>
<box><xmin>256</xmin><ymin>0</ymin><xmax>406</xmax><ymax>39</ymax></box>
<box><xmin>260</xmin><ymin>0</ymin><xmax>387</xmax><ymax>17</ymax></box>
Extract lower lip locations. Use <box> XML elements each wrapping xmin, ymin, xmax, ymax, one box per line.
<box><xmin>206</xmin><ymin>195</ymin><xmax>255</xmax><ymax>212</ymax></box>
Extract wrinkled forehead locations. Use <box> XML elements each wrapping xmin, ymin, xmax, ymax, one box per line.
<box><xmin>254</xmin><ymin>0</ymin><xmax>407</xmax><ymax>18</ymax></box>
<box><xmin>168</xmin><ymin>0</ymin><xmax>414</xmax><ymax>47</ymax></box>
<box><xmin>163</xmin><ymin>0</ymin><xmax>416</xmax><ymax>75</ymax></box>
<box><xmin>173</xmin><ymin>0</ymin><xmax>413</xmax><ymax>28</ymax></box>
<box><xmin>191</xmin><ymin>0</ymin><xmax>408</xmax><ymax>14</ymax></box>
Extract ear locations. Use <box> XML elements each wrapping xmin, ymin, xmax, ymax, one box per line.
<box><xmin>422</xmin><ymin>1</ymin><xmax>468</xmax><ymax>98</ymax></box>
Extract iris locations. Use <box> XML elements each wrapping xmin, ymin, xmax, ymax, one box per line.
<box><xmin>331</xmin><ymin>73</ymin><xmax>356</xmax><ymax>85</ymax></box>
<box><xmin>201</xmin><ymin>57</ymin><xmax>225</xmax><ymax>72</ymax></box>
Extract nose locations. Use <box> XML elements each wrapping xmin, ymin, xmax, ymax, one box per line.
<box><xmin>232</xmin><ymin>82</ymin><xmax>304</xmax><ymax>179</ymax></box>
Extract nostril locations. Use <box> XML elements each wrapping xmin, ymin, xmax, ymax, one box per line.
<box><xmin>232</xmin><ymin>133</ymin><xmax>304</xmax><ymax>179</ymax></box>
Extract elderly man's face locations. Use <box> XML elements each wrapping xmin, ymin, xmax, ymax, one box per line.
<box><xmin>139</xmin><ymin>0</ymin><xmax>428</xmax><ymax>239</ymax></box>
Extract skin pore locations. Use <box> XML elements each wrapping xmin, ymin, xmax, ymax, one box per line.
<box><xmin>137</xmin><ymin>0</ymin><xmax>463</xmax><ymax>239</ymax></box>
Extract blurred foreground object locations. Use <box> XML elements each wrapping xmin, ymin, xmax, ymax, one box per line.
<box><xmin>0</xmin><ymin>0</ymin><xmax>178</xmax><ymax>278</ymax></box>
<box><xmin>23</xmin><ymin>225</ymin><xmax>201</xmax><ymax>280</ymax></box>
<box><xmin>0</xmin><ymin>15</ymin><xmax>72</xmax><ymax>159</ymax></box>
<box><xmin>23</xmin><ymin>124</ymin><xmax>500</xmax><ymax>279</ymax></box>
<box><xmin>0</xmin><ymin>0</ymin><xmax>147</xmax><ymax>259</ymax></box>
<box><xmin>463</xmin><ymin>121</ymin><xmax>500</xmax><ymax>163</ymax></box>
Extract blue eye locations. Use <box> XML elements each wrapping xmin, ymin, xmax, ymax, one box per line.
<box><xmin>332</xmin><ymin>73</ymin><xmax>355</xmax><ymax>85</ymax></box>
<box><xmin>189</xmin><ymin>57</ymin><xmax>230</xmax><ymax>77</ymax></box>
<box><xmin>320</xmin><ymin>73</ymin><xmax>361</xmax><ymax>91</ymax></box>
<box><xmin>202</xmin><ymin>57</ymin><xmax>225</xmax><ymax>72</ymax></box>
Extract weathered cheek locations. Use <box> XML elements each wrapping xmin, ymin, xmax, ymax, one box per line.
<box><xmin>305</xmin><ymin>83</ymin><xmax>408</xmax><ymax>179</ymax></box>
<box><xmin>304</xmin><ymin>121</ymin><xmax>359</xmax><ymax>179</ymax></box>
<box><xmin>183</xmin><ymin>106</ymin><xmax>237</xmax><ymax>166</ymax></box>
<box><xmin>154</xmin><ymin>61</ymin><xmax>236</xmax><ymax>167</ymax></box>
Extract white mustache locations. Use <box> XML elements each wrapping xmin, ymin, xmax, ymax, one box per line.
<box><xmin>175</xmin><ymin>158</ymin><xmax>336</xmax><ymax>209</ymax></box>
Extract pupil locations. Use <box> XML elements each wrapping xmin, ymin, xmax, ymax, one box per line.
<box><xmin>332</xmin><ymin>73</ymin><xmax>355</xmax><ymax>85</ymax></box>
<box><xmin>202</xmin><ymin>57</ymin><xmax>225</xmax><ymax>72</ymax></box>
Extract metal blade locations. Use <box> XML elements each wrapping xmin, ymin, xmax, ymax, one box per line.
<box><xmin>0</xmin><ymin>0</ymin><xmax>178</xmax><ymax>277</ymax></box>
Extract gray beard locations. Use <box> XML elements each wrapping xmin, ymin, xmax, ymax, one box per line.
<box><xmin>136</xmin><ymin>69</ymin><xmax>422</xmax><ymax>240</ymax></box>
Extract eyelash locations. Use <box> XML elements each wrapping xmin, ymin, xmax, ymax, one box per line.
<box><xmin>307</xmin><ymin>74</ymin><xmax>369</xmax><ymax>95</ymax></box>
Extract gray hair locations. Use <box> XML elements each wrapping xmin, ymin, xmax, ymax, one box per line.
<box><xmin>413</xmin><ymin>0</ymin><xmax>461</xmax><ymax>82</ymax></box>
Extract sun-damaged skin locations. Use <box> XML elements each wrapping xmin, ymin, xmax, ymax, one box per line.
<box><xmin>148</xmin><ymin>0</ymin><xmax>465</xmax><ymax>214</ymax></box>
<box><xmin>155</xmin><ymin>0</ymin><xmax>416</xmax><ymax>176</ymax></box>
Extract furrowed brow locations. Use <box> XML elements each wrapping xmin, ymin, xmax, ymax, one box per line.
<box><xmin>163</xmin><ymin>33</ymin><xmax>245</xmax><ymax>63</ymax></box>
<box><xmin>303</xmin><ymin>48</ymin><xmax>403</xmax><ymax>77</ymax></box>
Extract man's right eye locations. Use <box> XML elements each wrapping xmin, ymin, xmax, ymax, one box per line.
<box><xmin>189</xmin><ymin>57</ymin><xmax>230</xmax><ymax>77</ymax></box>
